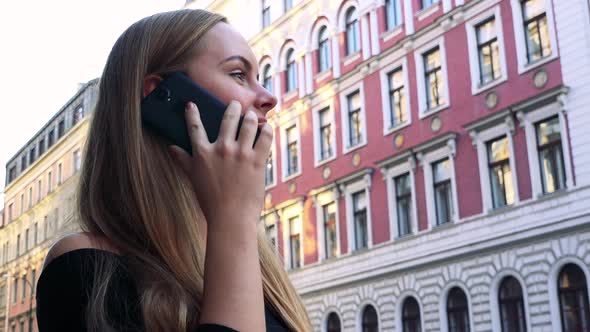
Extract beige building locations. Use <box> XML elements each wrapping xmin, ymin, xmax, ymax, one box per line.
<box><xmin>0</xmin><ymin>80</ymin><xmax>97</xmax><ymax>332</ymax></box>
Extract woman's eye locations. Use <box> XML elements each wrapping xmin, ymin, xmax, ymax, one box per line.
<box><xmin>230</xmin><ymin>72</ymin><xmax>246</xmax><ymax>81</ymax></box>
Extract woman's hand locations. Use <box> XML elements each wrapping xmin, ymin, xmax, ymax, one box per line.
<box><xmin>169</xmin><ymin>101</ymin><xmax>273</xmax><ymax>231</ymax></box>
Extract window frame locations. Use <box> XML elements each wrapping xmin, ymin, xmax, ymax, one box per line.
<box><xmin>401</xmin><ymin>297</ymin><xmax>422</xmax><ymax>332</ymax></box>
<box><xmin>415</xmin><ymin>37</ymin><xmax>450</xmax><ymax>118</ymax></box>
<box><xmin>487</xmin><ymin>136</ymin><xmax>516</xmax><ymax>209</ymax></box>
<box><xmin>264</xmin><ymin>134</ymin><xmax>278</xmax><ymax>189</ymax></box>
<box><xmin>535</xmin><ymin>115</ymin><xmax>566</xmax><ymax>194</ymax></box>
<box><xmin>510</xmin><ymin>0</ymin><xmax>558</xmax><ymax>74</ymax></box>
<box><xmin>318</xmin><ymin>26</ymin><xmax>332</xmax><ymax>73</ymax></box>
<box><xmin>261</xmin><ymin>0</ymin><xmax>271</xmax><ymax>29</ymax></box>
<box><xmin>465</xmin><ymin>6</ymin><xmax>508</xmax><ymax>95</ymax></box>
<box><xmin>558</xmin><ymin>264</ymin><xmax>590</xmax><ymax>332</ymax></box>
<box><xmin>345</xmin><ymin>7</ymin><xmax>360</xmax><ymax>56</ymax></box>
<box><xmin>385</xmin><ymin>0</ymin><xmax>403</xmax><ymax>31</ymax></box>
<box><xmin>324</xmin><ymin>311</ymin><xmax>342</xmax><ymax>332</ymax></box>
<box><xmin>383</xmin><ymin>156</ymin><xmax>418</xmax><ymax>240</ymax></box>
<box><xmin>285</xmin><ymin>49</ymin><xmax>298</xmax><ymax>93</ymax></box>
<box><xmin>280</xmin><ymin>117</ymin><xmax>302</xmax><ymax>181</ymax></box>
<box><xmin>498</xmin><ymin>276</ymin><xmax>527</xmax><ymax>332</ymax></box>
<box><xmin>314</xmin><ymin>188</ymin><xmax>341</xmax><ymax>262</ymax></box>
<box><xmin>343</xmin><ymin>174</ymin><xmax>373</xmax><ymax>253</ymax></box>
<box><xmin>339</xmin><ymin>82</ymin><xmax>367</xmax><ymax>154</ymax></box>
<box><xmin>312</xmin><ymin>99</ymin><xmax>337</xmax><ymax>167</ymax></box>
<box><xmin>280</xmin><ymin>202</ymin><xmax>304</xmax><ymax>271</ymax></box>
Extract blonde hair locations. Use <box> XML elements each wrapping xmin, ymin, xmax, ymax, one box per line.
<box><xmin>77</xmin><ymin>9</ymin><xmax>311</xmax><ymax>331</ymax></box>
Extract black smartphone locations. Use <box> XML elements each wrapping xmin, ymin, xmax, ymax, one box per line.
<box><xmin>140</xmin><ymin>71</ymin><xmax>259</xmax><ymax>154</ymax></box>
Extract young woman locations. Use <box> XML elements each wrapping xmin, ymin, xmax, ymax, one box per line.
<box><xmin>35</xmin><ymin>9</ymin><xmax>312</xmax><ymax>332</ymax></box>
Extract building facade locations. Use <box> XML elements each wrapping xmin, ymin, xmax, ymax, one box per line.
<box><xmin>184</xmin><ymin>0</ymin><xmax>590</xmax><ymax>331</ymax></box>
<box><xmin>0</xmin><ymin>80</ymin><xmax>98</xmax><ymax>332</ymax></box>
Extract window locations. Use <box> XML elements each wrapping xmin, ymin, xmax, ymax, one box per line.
<box><xmin>12</xmin><ymin>278</ymin><xmax>17</xmax><ymax>303</ymax></box>
<box><xmin>34</xmin><ymin>222</ymin><xmax>38</xmax><ymax>245</ymax></box>
<box><xmin>73</xmin><ymin>105</ymin><xmax>84</xmax><ymax>125</ymax></box>
<box><xmin>58</xmin><ymin>120</ymin><xmax>65</xmax><ymax>138</ymax></box>
<box><xmin>25</xmin><ymin>228</ymin><xmax>29</xmax><ymax>251</ymax></box>
<box><xmin>423</xmin><ymin>47</ymin><xmax>445</xmax><ymax>111</ymax></box>
<box><xmin>447</xmin><ymin>288</ymin><xmax>470</xmax><ymax>332</ymax></box>
<box><xmin>19</xmin><ymin>321</ymin><xmax>23</xmax><ymax>332</ymax></box>
<box><xmin>288</xmin><ymin>216</ymin><xmax>301</xmax><ymax>269</ymax></box>
<box><xmin>37</xmin><ymin>180</ymin><xmax>42</xmax><ymax>202</ymax></box>
<box><xmin>21</xmin><ymin>156</ymin><xmax>27</xmax><ymax>172</ymax></box>
<box><xmin>352</xmin><ymin>191</ymin><xmax>368</xmax><ymax>251</ymax></box>
<box><xmin>347</xmin><ymin>91</ymin><xmax>363</xmax><ymax>147</ymax></box>
<box><xmin>20</xmin><ymin>194</ymin><xmax>24</xmax><ymax>214</ymax></box>
<box><xmin>402</xmin><ymin>297</ymin><xmax>422</xmax><ymax>332</ymax></box>
<box><xmin>286</xmin><ymin>49</ymin><xmax>297</xmax><ymax>92</ymax></box>
<box><xmin>29</xmin><ymin>147</ymin><xmax>36</xmax><ymax>164</ymax></box>
<box><xmin>262</xmin><ymin>0</ymin><xmax>270</xmax><ymax>28</ymax></box>
<box><xmin>262</xmin><ymin>64</ymin><xmax>273</xmax><ymax>94</ymax></box>
<box><xmin>521</xmin><ymin>0</ymin><xmax>551</xmax><ymax>63</ymax></box>
<box><xmin>386</xmin><ymin>0</ymin><xmax>402</xmax><ymax>30</ymax></box>
<box><xmin>433</xmin><ymin>159</ymin><xmax>454</xmax><ymax>225</ymax></box>
<box><xmin>318</xmin><ymin>26</ymin><xmax>331</xmax><ymax>72</ymax></box>
<box><xmin>283</xmin><ymin>0</ymin><xmax>292</xmax><ymax>12</ymax></box>
<box><xmin>47</xmin><ymin>172</ymin><xmax>53</xmax><ymax>193</ymax></box>
<box><xmin>73</xmin><ymin>149</ymin><xmax>81</xmax><ymax>171</ymax></box>
<box><xmin>43</xmin><ymin>216</ymin><xmax>48</xmax><ymax>239</ymax></box>
<box><xmin>558</xmin><ymin>264</ymin><xmax>590</xmax><ymax>332</ymax></box>
<box><xmin>395</xmin><ymin>173</ymin><xmax>412</xmax><ymax>237</ymax></box>
<box><xmin>387</xmin><ymin>68</ymin><xmax>407</xmax><ymax>128</ymax></box>
<box><xmin>499</xmin><ymin>277</ymin><xmax>527</xmax><ymax>332</ymax></box>
<box><xmin>8</xmin><ymin>204</ymin><xmax>13</xmax><ymax>223</ymax></box>
<box><xmin>319</xmin><ymin>108</ymin><xmax>333</xmax><ymax>160</ymax></box>
<box><xmin>263</xmin><ymin>214</ymin><xmax>276</xmax><ymax>249</ymax></box>
<box><xmin>326</xmin><ymin>312</ymin><xmax>341</xmax><ymax>332</ymax></box>
<box><xmin>265</xmin><ymin>152</ymin><xmax>274</xmax><ymax>187</ymax></box>
<box><xmin>476</xmin><ymin>17</ymin><xmax>501</xmax><ymax>85</ymax></box>
<box><xmin>361</xmin><ymin>305</ymin><xmax>379</xmax><ymax>332</ymax></box>
<box><xmin>487</xmin><ymin>137</ymin><xmax>515</xmax><ymax>209</ymax></box>
<box><xmin>16</xmin><ymin>234</ymin><xmax>20</xmax><ymax>257</ymax></box>
<box><xmin>21</xmin><ymin>275</ymin><xmax>26</xmax><ymax>300</ymax></box>
<box><xmin>8</xmin><ymin>166</ymin><xmax>16</xmax><ymax>183</ymax></box>
<box><xmin>28</xmin><ymin>187</ymin><xmax>32</xmax><ymax>208</ymax></box>
<box><xmin>31</xmin><ymin>269</ymin><xmax>36</xmax><ymax>294</ymax></box>
<box><xmin>58</xmin><ymin>163</ymin><xmax>63</xmax><ymax>185</ymax></box>
<box><xmin>48</xmin><ymin>129</ymin><xmax>54</xmax><ymax>147</ymax></box>
<box><xmin>536</xmin><ymin>116</ymin><xmax>566</xmax><ymax>194</ymax></box>
<box><xmin>322</xmin><ymin>202</ymin><xmax>337</xmax><ymax>259</ymax></box>
<box><xmin>345</xmin><ymin>7</ymin><xmax>360</xmax><ymax>55</ymax></box>
<box><xmin>39</xmin><ymin>138</ymin><xmax>45</xmax><ymax>156</ymax></box>
<box><xmin>422</xmin><ymin>0</ymin><xmax>439</xmax><ymax>9</ymax></box>
<box><xmin>285</xmin><ymin>125</ymin><xmax>299</xmax><ymax>176</ymax></box>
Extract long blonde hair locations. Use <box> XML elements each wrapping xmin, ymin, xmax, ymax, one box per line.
<box><xmin>77</xmin><ymin>9</ymin><xmax>311</xmax><ymax>331</ymax></box>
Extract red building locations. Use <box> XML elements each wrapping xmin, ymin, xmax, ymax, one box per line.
<box><xmin>186</xmin><ymin>0</ymin><xmax>590</xmax><ymax>330</ymax></box>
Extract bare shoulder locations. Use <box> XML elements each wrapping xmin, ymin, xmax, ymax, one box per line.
<box><xmin>42</xmin><ymin>232</ymin><xmax>120</xmax><ymax>270</ymax></box>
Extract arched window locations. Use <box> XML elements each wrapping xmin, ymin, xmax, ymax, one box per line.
<box><xmin>447</xmin><ymin>287</ymin><xmax>470</xmax><ymax>332</ymax></box>
<box><xmin>326</xmin><ymin>312</ymin><xmax>341</xmax><ymax>332</ymax></box>
<box><xmin>558</xmin><ymin>264</ymin><xmax>590</xmax><ymax>332</ymax></box>
<box><xmin>402</xmin><ymin>297</ymin><xmax>422</xmax><ymax>332</ymax></box>
<box><xmin>345</xmin><ymin>7</ymin><xmax>360</xmax><ymax>56</ymax></box>
<box><xmin>285</xmin><ymin>48</ymin><xmax>298</xmax><ymax>92</ymax></box>
<box><xmin>262</xmin><ymin>64</ymin><xmax>273</xmax><ymax>94</ymax></box>
<box><xmin>318</xmin><ymin>26</ymin><xmax>331</xmax><ymax>72</ymax></box>
<box><xmin>361</xmin><ymin>305</ymin><xmax>378</xmax><ymax>332</ymax></box>
<box><xmin>498</xmin><ymin>276</ymin><xmax>527</xmax><ymax>332</ymax></box>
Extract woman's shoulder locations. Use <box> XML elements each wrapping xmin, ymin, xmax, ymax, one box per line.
<box><xmin>42</xmin><ymin>232</ymin><xmax>121</xmax><ymax>270</ymax></box>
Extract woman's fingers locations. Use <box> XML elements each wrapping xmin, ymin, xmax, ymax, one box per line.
<box><xmin>253</xmin><ymin>122</ymin><xmax>273</xmax><ymax>157</ymax></box>
<box><xmin>185</xmin><ymin>102</ymin><xmax>209</xmax><ymax>155</ymax></box>
<box><xmin>218</xmin><ymin>101</ymin><xmax>241</xmax><ymax>143</ymax></box>
<box><xmin>237</xmin><ymin>110</ymin><xmax>258</xmax><ymax>149</ymax></box>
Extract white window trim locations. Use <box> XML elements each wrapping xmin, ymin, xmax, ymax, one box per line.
<box><xmin>439</xmin><ymin>282</ymin><xmax>475</xmax><ymax>332</ymax></box>
<box><xmin>416</xmin><ymin>1</ymin><xmax>440</xmax><ymax>21</ymax></box>
<box><xmin>340</xmin><ymin>82</ymin><xmax>368</xmax><ymax>155</ymax></box>
<box><xmin>548</xmin><ymin>258</ymin><xmax>590</xmax><ymax>332</ymax></box>
<box><xmin>313</xmin><ymin>188</ymin><xmax>341</xmax><ymax>261</ymax></box>
<box><xmin>465</xmin><ymin>5</ymin><xmax>509</xmax><ymax>95</ymax></box>
<box><xmin>415</xmin><ymin>37</ymin><xmax>451</xmax><ymax>119</ymax></box>
<box><xmin>395</xmin><ymin>292</ymin><xmax>426</xmax><ymax>332</ymax></box>
<box><xmin>517</xmin><ymin>102</ymin><xmax>573</xmax><ymax>198</ymax></box>
<box><xmin>342</xmin><ymin>174</ymin><xmax>373</xmax><ymax>253</ymax></box>
<box><xmin>265</xmin><ymin>133</ymin><xmax>278</xmax><ymax>189</ymax></box>
<box><xmin>280</xmin><ymin>202</ymin><xmax>305</xmax><ymax>270</ymax></box>
<box><xmin>510</xmin><ymin>0</ymin><xmax>559</xmax><ymax>75</ymax></box>
<box><xmin>489</xmin><ymin>271</ymin><xmax>532</xmax><ymax>332</ymax></box>
<box><xmin>355</xmin><ymin>301</ymin><xmax>380</xmax><ymax>332</ymax></box>
<box><xmin>380</xmin><ymin>57</ymin><xmax>412</xmax><ymax>136</ymax></box>
<box><xmin>418</xmin><ymin>140</ymin><xmax>459</xmax><ymax>229</ymax></box>
<box><xmin>384</xmin><ymin>158</ymin><xmax>418</xmax><ymax>240</ymax></box>
<box><xmin>312</xmin><ymin>99</ymin><xmax>338</xmax><ymax>167</ymax></box>
<box><xmin>280</xmin><ymin>116</ymin><xmax>303</xmax><ymax>181</ymax></box>
<box><xmin>472</xmin><ymin>120</ymin><xmax>520</xmax><ymax>212</ymax></box>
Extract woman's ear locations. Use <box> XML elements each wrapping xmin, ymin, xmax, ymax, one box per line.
<box><xmin>143</xmin><ymin>74</ymin><xmax>163</xmax><ymax>98</ymax></box>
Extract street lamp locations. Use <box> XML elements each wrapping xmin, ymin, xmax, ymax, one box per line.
<box><xmin>2</xmin><ymin>273</ymin><xmax>34</xmax><ymax>332</ymax></box>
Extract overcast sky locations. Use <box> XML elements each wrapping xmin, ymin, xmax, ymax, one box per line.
<box><xmin>0</xmin><ymin>0</ymin><xmax>186</xmax><ymax>207</ymax></box>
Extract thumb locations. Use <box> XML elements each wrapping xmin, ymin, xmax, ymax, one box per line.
<box><xmin>169</xmin><ymin>145</ymin><xmax>193</xmax><ymax>179</ymax></box>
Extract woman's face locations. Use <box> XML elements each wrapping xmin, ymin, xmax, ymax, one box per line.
<box><xmin>185</xmin><ymin>22</ymin><xmax>277</xmax><ymax>123</ymax></box>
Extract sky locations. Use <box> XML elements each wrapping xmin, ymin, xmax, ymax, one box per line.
<box><xmin>0</xmin><ymin>0</ymin><xmax>186</xmax><ymax>207</ymax></box>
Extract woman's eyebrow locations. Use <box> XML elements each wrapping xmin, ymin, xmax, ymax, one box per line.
<box><xmin>218</xmin><ymin>55</ymin><xmax>252</xmax><ymax>72</ymax></box>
